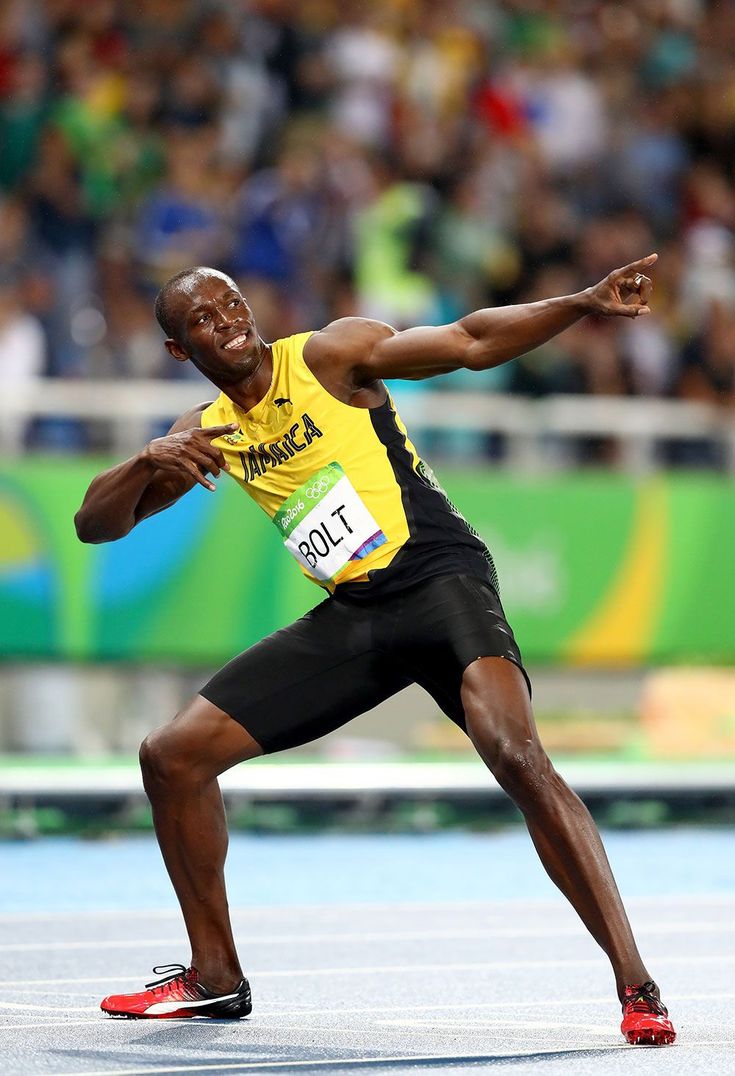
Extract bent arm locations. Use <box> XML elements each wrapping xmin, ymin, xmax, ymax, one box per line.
<box><xmin>355</xmin><ymin>254</ymin><xmax>657</xmax><ymax>382</ymax></box>
<box><xmin>74</xmin><ymin>455</ymin><xmax>196</xmax><ymax>544</ymax></box>
<box><xmin>74</xmin><ymin>405</ymin><xmax>213</xmax><ymax>544</ymax></box>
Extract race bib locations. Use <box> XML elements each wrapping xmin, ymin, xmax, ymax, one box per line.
<box><xmin>273</xmin><ymin>462</ymin><xmax>387</xmax><ymax>582</ymax></box>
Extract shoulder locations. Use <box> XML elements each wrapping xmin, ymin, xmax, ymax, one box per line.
<box><xmin>167</xmin><ymin>401</ymin><xmax>214</xmax><ymax>434</ymax></box>
<box><xmin>308</xmin><ymin>317</ymin><xmax>397</xmax><ymax>349</ymax></box>
<box><xmin>304</xmin><ymin>317</ymin><xmax>396</xmax><ymax>366</ymax></box>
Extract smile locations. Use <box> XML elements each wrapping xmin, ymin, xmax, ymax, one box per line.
<box><xmin>223</xmin><ymin>330</ymin><xmax>251</xmax><ymax>350</ymax></box>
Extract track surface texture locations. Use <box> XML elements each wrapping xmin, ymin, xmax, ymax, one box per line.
<box><xmin>1</xmin><ymin>830</ymin><xmax>734</xmax><ymax>1074</ymax></box>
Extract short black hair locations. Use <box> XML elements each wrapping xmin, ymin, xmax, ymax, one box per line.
<box><xmin>154</xmin><ymin>266</ymin><xmax>237</xmax><ymax>339</ymax></box>
<box><xmin>154</xmin><ymin>267</ymin><xmax>204</xmax><ymax>339</ymax></box>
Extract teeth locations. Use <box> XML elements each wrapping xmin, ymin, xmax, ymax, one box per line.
<box><xmin>224</xmin><ymin>332</ymin><xmax>249</xmax><ymax>350</ymax></box>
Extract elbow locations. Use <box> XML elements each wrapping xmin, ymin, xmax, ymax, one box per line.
<box><xmin>463</xmin><ymin>344</ymin><xmax>493</xmax><ymax>372</ymax></box>
<box><xmin>457</xmin><ymin>323</ymin><xmax>500</xmax><ymax>371</ymax></box>
<box><xmin>74</xmin><ymin>509</ymin><xmax>101</xmax><ymax>544</ymax></box>
<box><xmin>74</xmin><ymin>508</ymin><xmax>128</xmax><ymax>544</ymax></box>
<box><xmin>463</xmin><ymin>341</ymin><xmax>510</xmax><ymax>372</ymax></box>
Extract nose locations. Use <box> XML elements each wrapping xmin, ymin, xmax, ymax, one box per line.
<box><xmin>213</xmin><ymin>306</ymin><xmax>236</xmax><ymax>330</ymax></box>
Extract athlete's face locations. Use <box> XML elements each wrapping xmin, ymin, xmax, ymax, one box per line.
<box><xmin>165</xmin><ymin>272</ymin><xmax>262</xmax><ymax>383</ymax></box>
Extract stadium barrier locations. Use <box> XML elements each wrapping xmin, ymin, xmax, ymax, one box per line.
<box><xmin>1</xmin><ymin>380</ymin><xmax>733</xmax><ymax>469</ymax></box>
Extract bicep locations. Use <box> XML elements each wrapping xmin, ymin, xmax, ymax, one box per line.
<box><xmin>361</xmin><ymin>322</ymin><xmax>473</xmax><ymax>381</ymax></box>
<box><xmin>167</xmin><ymin>402</ymin><xmax>211</xmax><ymax>435</ymax></box>
<box><xmin>308</xmin><ymin>316</ymin><xmax>472</xmax><ymax>386</ymax></box>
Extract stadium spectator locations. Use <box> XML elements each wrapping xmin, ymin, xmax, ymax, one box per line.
<box><xmin>0</xmin><ymin>275</ymin><xmax>45</xmax><ymax>384</ymax></box>
<box><xmin>0</xmin><ymin>267</ymin><xmax>46</xmax><ymax>448</ymax></box>
<box><xmin>3</xmin><ymin>0</ymin><xmax>735</xmax><ymax>460</ymax></box>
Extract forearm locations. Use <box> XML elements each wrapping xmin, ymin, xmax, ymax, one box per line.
<box><xmin>460</xmin><ymin>292</ymin><xmax>592</xmax><ymax>370</ymax></box>
<box><xmin>75</xmin><ymin>452</ymin><xmax>158</xmax><ymax>544</ymax></box>
<box><xmin>363</xmin><ymin>255</ymin><xmax>653</xmax><ymax>381</ymax></box>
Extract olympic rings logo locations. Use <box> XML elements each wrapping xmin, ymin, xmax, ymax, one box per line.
<box><xmin>305</xmin><ymin>478</ymin><xmax>331</xmax><ymax>498</ymax></box>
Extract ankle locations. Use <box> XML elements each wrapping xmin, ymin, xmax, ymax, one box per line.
<box><xmin>191</xmin><ymin>961</ymin><xmax>243</xmax><ymax>994</ymax></box>
<box><xmin>617</xmin><ymin>972</ymin><xmax>655</xmax><ymax>1004</ymax></box>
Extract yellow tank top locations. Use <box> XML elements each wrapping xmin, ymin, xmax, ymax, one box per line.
<box><xmin>201</xmin><ymin>332</ymin><xmax>495</xmax><ymax>596</ymax></box>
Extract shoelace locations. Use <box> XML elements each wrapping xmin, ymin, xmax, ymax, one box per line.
<box><xmin>145</xmin><ymin>964</ymin><xmax>190</xmax><ymax>992</ymax></box>
<box><xmin>624</xmin><ymin>981</ymin><xmax>668</xmax><ymax>1016</ymax></box>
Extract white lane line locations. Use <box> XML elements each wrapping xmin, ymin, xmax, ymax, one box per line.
<box><xmin>2</xmin><ymin>990</ymin><xmax>734</xmax><ymax>1027</ymax></box>
<box><xmin>380</xmin><ymin>1018</ymin><xmax>613</xmax><ymax>1033</ymax></box>
<box><xmin>0</xmin><ymin>1019</ymin><xmax>103</xmax><ymax>1031</ymax></box>
<box><xmin>230</xmin><ymin>992</ymin><xmax>735</xmax><ymax>1018</ymax></box>
<box><xmin>0</xmin><ymin>991</ymin><xmax>734</xmax><ymax>1020</ymax></box>
<box><xmin>0</xmin><ymin>990</ymin><xmax>97</xmax><ymax>998</ymax></box>
<box><xmin>3</xmin><ymin>919</ymin><xmax>735</xmax><ymax>953</ymax></box>
<box><xmin>0</xmin><ymin>939</ymin><xmax>188</xmax><ymax>953</ymax></box>
<box><xmin>0</xmin><ymin>1009</ymin><xmax>608</xmax><ymax>1034</ymax></box>
<box><xmin>0</xmin><ymin>900</ymin><xmax>567</xmax><ymax>924</ymax></box>
<box><xmin>0</xmin><ymin>1018</ymin><xmax>604</xmax><ymax>1035</ymax></box>
<box><xmin>0</xmin><ymin>1001</ymin><xmax>98</xmax><ymax>1013</ymax></box>
<box><xmin>1</xmin><ymin>951</ymin><xmax>735</xmax><ymax>991</ymax></box>
<box><xmin>0</xmin><ymin>891</ymin><xmax>732</xmax><ymax>924</ymax></box>
<box><xmin>250</xmin><ymin>954</ymin><xmax>734</xmax><ymax>978</ymax></box>
<box><xmin>263</xmin><ymin>1019</ymin><xmax>613</xmax><ymax>1035</ymax></box>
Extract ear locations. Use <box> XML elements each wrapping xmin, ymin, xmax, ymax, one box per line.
<box><xmin>165</xmin><ymin>338</ymin><xmax>189</xmax><ymax>363</ymax></box>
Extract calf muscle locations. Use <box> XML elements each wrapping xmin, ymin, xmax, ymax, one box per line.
<box><xmin>139</xmin><ymin>696</ymin><xmax>263</xmax><ymax>991</ymax></box>
<box><xmin>461</xmin><ymin>657</ymin><xmax>649</xmax><ymax>998</ymax></box>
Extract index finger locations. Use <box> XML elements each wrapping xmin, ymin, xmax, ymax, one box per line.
<box><xmin>184</xmin><ymin>459</ymin><xmax>218</xmax><ymax>492</ymax></box>
<box><xmin>616</xmin><ymin>252</ymin><xmax>658</xmax><ymax>276</ymax></box>
<box><xmin>203</xmin><ymin>423</ymin><xmax>239</xmax><ymax>438</ymax></box>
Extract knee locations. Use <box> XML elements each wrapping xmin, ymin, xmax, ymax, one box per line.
<box><xmin>139</xmin><ymin>696</ymin><xmax>263</xmax><ymax>796</ymax></box>
<box><xmin>491</xmin><ymin>736</ymin><xmax>553</xmax><ymax>802</ymax></box>
<box><xmin>139</xmin><ymin>723</ymin><xmax>192</xmax><ymax>792</ymax></box>
<box><xmin>468</xmin><ymin>714</ymin><xmax>553</xmax><ymax>804</ymax></box>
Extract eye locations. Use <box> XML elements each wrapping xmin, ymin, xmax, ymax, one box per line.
<box><xmin>228</xmin><ymin>298</ymin><xmax>241</xmax><ymax>308</ymax></box>
<box><xmin>196</xmin><ymin>313</ymin><xmax>210</xmax><ymax>325</ymax></box>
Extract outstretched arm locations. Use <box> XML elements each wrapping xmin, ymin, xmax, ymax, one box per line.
<box><xmin>351</xmin><ymin>253</ymin><xmax>657</xmax><ymax>382</ymax></box>
<box><xmin>74</xmin><ymin>406</ymin><xmax>237</xmax><ymax>544</ymax></box>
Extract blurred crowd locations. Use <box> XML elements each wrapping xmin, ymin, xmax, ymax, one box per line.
<box><xmin>2</xmin><ymin>0</ymin><xmax>735</xmax><ymax>453</ymax></box>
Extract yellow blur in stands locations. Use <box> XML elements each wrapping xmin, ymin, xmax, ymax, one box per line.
<box><xmin>642</xmin><ymin>668</ymin><xmax>735</xmax><ymax>759</ymax></box>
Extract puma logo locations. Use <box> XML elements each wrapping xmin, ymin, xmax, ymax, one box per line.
<box><xmin>274</xmin><ymin>397</ymin><xmax>292</xmax><ymax>407</ymax></box>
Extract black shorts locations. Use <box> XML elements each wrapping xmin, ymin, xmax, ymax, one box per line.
<box><xmin>200</xmin><ymin>573</ymin><xmax>530</xmax><ymax>754</ymax></box>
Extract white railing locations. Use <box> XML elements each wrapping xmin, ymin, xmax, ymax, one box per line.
<box><xmin>1</xmin><ymin>379</ymin><xmax>732</xmax><ymax>471</ymax></box>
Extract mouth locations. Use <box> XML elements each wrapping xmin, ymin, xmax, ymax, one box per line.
<box><xmin>222</xmin><ymin>328</ymin><xmax>253</xmax><ymax>351</ymax></box>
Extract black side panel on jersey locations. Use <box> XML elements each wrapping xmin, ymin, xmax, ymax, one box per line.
<box><xmin>333</xmin><ymin>397</ymin><xmax>499</xmax><ymax>603</ymax></box>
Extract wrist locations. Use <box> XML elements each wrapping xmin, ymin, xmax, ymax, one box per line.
<box><xmin>137</xmin><ymin>445</ymin><xmax>159</xmax><ymax>472</ymax></box>
<box><xmin>571</xmin><ymin>289</ymin><xmax>595</xmax><ymax>315</ymax></box>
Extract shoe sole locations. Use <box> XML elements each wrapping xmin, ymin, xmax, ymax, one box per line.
<box><xmin>102</xmin><ymin>1007</ymin><xmax>252</xmax><ymax>1020</ymax></box>
<box><xmin>624</xmin><ymin>1029</ymin><xmax>676</xmax><ymax>1046</ymax></box>
<box><xmin>101</xmin><ymin>995</ymin><xmax>252</xmax><ymax>1020</ymax></box>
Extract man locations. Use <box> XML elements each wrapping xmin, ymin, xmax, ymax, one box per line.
<box><xmin>75</xmin><ymin>255</ymin><xmax>676</xmax><ymax>1044</ymax></box>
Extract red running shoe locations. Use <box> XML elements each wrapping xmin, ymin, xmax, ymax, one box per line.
<box><xmin>100</xmin><ymin>964</ymin><xmax>252</xmax><ymax>1019</ymax></box>
<box><xmin>620</xmin><ymin>981</ymin><xmax>676</xmax><ymax>1045</ymax></box>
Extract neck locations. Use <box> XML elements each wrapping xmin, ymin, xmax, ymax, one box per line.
<box><xmin>212</xmin><ymin>341</ymin><xmax>274</xmax><ymax>412</ymax></box>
